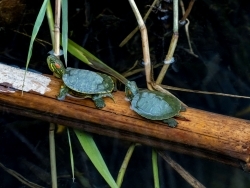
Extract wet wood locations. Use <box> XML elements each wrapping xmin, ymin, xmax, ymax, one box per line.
<box><xmin>0</xmin><ymin>74</ymin><xmax>249</xmax><ymax>171</ymax></box>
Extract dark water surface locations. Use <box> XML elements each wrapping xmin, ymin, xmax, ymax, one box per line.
<box><xmin>0</xmin><ymin>0</ymin><xmax>250</xmax><ymax>187</ymax></box>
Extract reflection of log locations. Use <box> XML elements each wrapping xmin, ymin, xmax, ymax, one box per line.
<box><xmin>0</xmin><ymin>73</ymin><xmax>249</xmax><ymax>171</ymax></box>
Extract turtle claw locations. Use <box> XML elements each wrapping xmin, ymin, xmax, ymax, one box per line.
<box><xmin>98</xmin><ymin>93</ymin><xmax>115</xmax><ymax>103</ymax></box>
<box><xmin>180</xmin><ymin>105</ymin><xmax>187</xmax><ymax>112</ymax></box>
<box><xmin>93</xmin><ymin>98</ymin><xmax>106</xmax><ymax>109</ymax></box>
<box><xmin>163</xmin><ymin>118</ymin><xmax>178</xmax><ymax>128</ymax></box>
<box><xmin>57</xmin><ymin>94</ymin><xmax>66</xmax><ymax>101</ymax></box>
<box><xmin>92</xmin><ymin>93</ymin><xmax>115</xmax><ymax>109</ymax></box>
<box><xmin>106</xmin><ymin>93</ymin><xmax>115</xmax><ymax>103</ymax></box>
<box><xmin>57</xmin><ymin>85</ymin><xmax>68</xmax><ymax>101</ymax></box>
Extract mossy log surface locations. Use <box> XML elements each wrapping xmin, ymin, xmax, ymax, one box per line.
<box><xmin>0</xmin><ymin>73</ymin><xmax>249</xmax><ymax>171</ymax></box>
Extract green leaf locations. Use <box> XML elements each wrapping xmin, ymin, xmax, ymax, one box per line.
<box><xmin>46</xmin><ymin>0</ymin><xmax>54</xmax><ymax>47</ymax></box>
<box><xmin>74</xmin><ymin>129</ymin><xmax>118</xmax><ymax>188</ymax></box>
<box><xmin>67</xmin><ymin>38</ymin><xmax>128</xmax><ymax>84</ymax></box>
<box><xmin>67</xmin><ymin>128</ymin><xmax>75</xmax><ymax>182</ymax></box>
<box><xmin>152</xmin><ymin>149</ymin><xmax>160</xmax><ymax>188</ymax></box>
<box><xmin>116</xmin><ymin>143</ymin><xmax>136</xmax><ymax>187</ymax></box>
<box><xmin>67</xmin><ymin>39</ymin><xmax>93</xmax><ymax>65</ymax></box>
<box><xmin>22</xmin><ymin>0</ymin><xmax>49</xmax><ymax>91</ymax></box>
<box><xmin>25</xmin><ymin>0</ymin><xmax>49</xmax><ymax>71</ymax></box>
<box><xmin>62</xmin><ymin>0</ymin><xmax>68</xmax><ymax>66</ymax></box>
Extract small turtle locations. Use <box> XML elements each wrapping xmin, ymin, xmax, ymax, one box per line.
<box><xmin>125</xmin><ymin>81</ymin><xmax>186</xmax><ymax>127</ymax></box>
<box><xmin>47</xmin><ymin>55</ymin><xmax>114</xmax><ymax>109</ymax></box>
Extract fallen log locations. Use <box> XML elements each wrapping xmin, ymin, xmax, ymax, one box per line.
<box><xmin>0</xmin><ymin>65</ymin><xmax>249</xmax><ymax>171</ymax></box>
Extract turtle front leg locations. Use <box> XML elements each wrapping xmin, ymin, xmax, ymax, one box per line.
<box><xmin>163</xmin><ymin>118</ymin><xmax>178</xmax><ymax>128</ymax></box>
<box><xmin>57</xmin><ymin>84</ymin><xmax>69</xmax><ymax>101</ymax></box>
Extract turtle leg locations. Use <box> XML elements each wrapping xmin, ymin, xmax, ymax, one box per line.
<box><xmin>92</xmin><ymin>95</ymin><xmax>106</xmax><ymax>109</ymax></box>
<box><xmin>103</xmin><ymin>93</ymin><xmax>115</xmax><ymax>103</ymax></box>
<box><xmin>180</xmin><ymin>104</ymin><xmax>186</xmax><ymax>112</ymax></box>
<box><xmin>57</xmin><ymin>84</ymin><xmax>69</xmax><ymax>100</ymax></box>
<box><xmin>163</xmin><ymin>118</ymin><xmax>178</xmax><ymax>128</ymax></box>
<box><xmin>175</xmin><ymin>114</ymin><xmax>188</xmax><ymax>121</ymax></box>
<box><xmin>92</xmin><ymin>93</ymin><xmax>115</xmax><ymax>109</ymax></box>
<box><xmin>112</xmin><ymin>77</ymin><xmax>118</xmax><ymax>92</ymax></box>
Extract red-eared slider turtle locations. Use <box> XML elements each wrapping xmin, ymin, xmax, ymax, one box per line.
<box><xmin>47</xmin><ymin>55</ymin><xmax>114</xmax><ymax>109</ymax></box>
<box><xmin>125</xmin><ymin>81</ymin><xmax>185</xmax><ymax>127</ymax></box>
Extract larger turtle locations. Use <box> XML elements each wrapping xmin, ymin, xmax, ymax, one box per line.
<box><xmin>47</xmin><ymin>55</ymin><xmax>114</xmax><ymax>109</ymax></box>
<box><xmin>125</xmin><ymin>81</ymin><xmax>185</xmax><ymax>127</ymax></box>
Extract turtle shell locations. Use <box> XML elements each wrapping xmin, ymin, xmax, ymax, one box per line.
<box><xmin>130</xmin><ymin>90</ymin><xmax>181</xmax><ymax>120</ymax></box>
<box><xmin>63</xmin><ymin>68</ymin><xmax>114</xmax><ymax>94</ymax></box>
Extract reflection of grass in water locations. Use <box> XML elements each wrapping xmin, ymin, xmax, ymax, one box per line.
<box><xmin>1</xmin><ymin>118</ymin><xmax>250</xmax><ymax>187</ymax></box>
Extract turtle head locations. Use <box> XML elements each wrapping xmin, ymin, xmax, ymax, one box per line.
<box><xmin>47</xmin><ymin>55</ymin><xmax>66</xmax><ymax>78</ymax></box>
<box><xmin>125</xmin><ymin>81</ymin><xmax>138</xmax><ymax>101</ymax></box>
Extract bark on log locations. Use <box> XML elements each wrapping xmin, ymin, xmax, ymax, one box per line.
<box><xmin>0</xmin><ymin>73</ymin><xmax>249</xmax><ymax>171</ymax></box>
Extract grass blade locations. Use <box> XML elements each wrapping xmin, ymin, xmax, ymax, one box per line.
<box><xmin>116</xmin><ymin>143</ymin><xmax>136</xmax><ymax>187</ymax></box>
<box><xmin>61</xmin><ymin>0</ymin><xmax>68</xmax><ymax>66</ymax></box>
<box><xmin>74</xmin><ymin>129</ymin><xmax>118</xmax><ymax>188</ymax></box>
<box><xmin>67</xmin><ymin>128</ymin><xmax>75</xmax><ymax>182</ymax></box>
<box><xmin>46</xmin><ymin>0</ymin><xmax>54</xmax><ymax>47</ymax></box>
<box><xmin>25</xmin><ymin>0</ymin><xmax>48</xmax><ymax>70</ymax></box>
<box><xmin>66</xmin><ymin>38</ymin><xmax>128</xmax><ymax>84</ymax></box>
<box><xmin>22</xmin><ymin>0</ymin><xmax>49</xmax><ymax>91</ymax></box>
<box><xmin>152</xmin><ymin>149</ymin><xmax>160</xmax><ymax>188</ymax></box>
<box><xmin>67</xmin><ymin>39</ymin><xmax>92</xmax><ymax>65</ymax></box>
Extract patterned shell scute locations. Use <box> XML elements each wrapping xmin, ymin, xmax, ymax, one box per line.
<box><xmin>62</xmin><ymin>68</ymin><xmax>113</xmax><ymax>94</ymax></box>
<box><xmin>131</xmin><ymin>90</ymin><xmax>181</xmax><ymax>120</ymax></box>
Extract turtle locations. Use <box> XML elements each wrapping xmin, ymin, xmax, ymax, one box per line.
<box><xmin>125</xmin><ymin>81</ymin><xmax>186</xmax><ymax>128</ymax></box>
<box><xmin>47</xmin><ymin>55</ymin><xmax>114</xmax><ymax>109</ymax></box>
